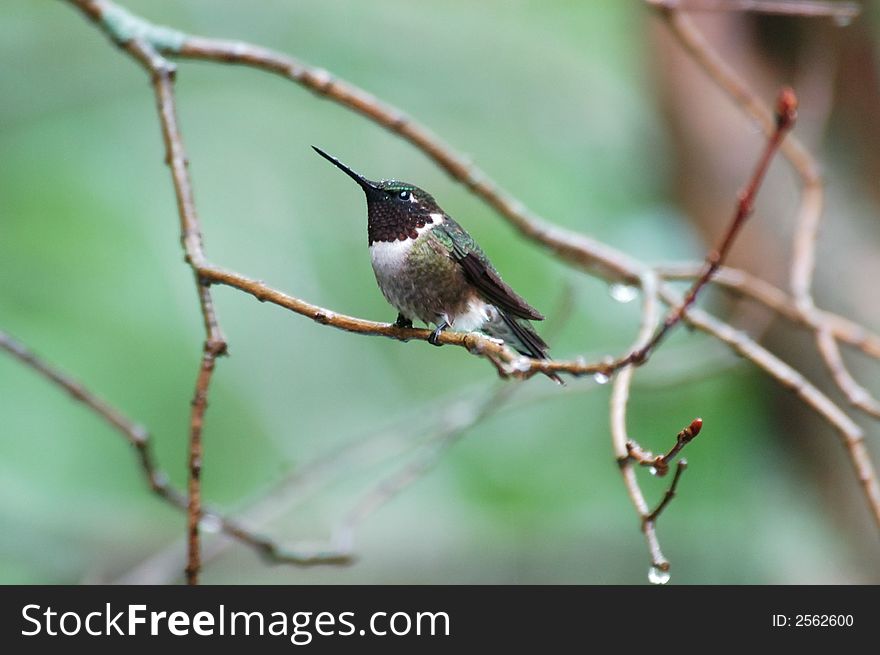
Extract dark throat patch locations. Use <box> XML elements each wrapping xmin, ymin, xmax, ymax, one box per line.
<box><xmin>367</xmin><ymin>202</ymin><xmax>436</xmax><ymax>244</ymax></box>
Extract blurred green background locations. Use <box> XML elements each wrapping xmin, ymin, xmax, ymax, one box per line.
<box><xmin>2</xmin><ymin>0</ymin><xmax>878</xmax><ymax>584</ymax></box>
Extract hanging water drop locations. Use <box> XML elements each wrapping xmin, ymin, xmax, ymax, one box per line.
<box><xmin>510</xmin><ymin>356</ymin><xmax>531</xmax><ymax>373</ymax></box>
<box><xmin>593</xmin><ymin>371</ymin><xmax>610</xmax><ymax>385</ymax></box>
<box><xmin>833</xmin><ymin>14</ymin><xmax>853</xmax><ymax>28</ymax></box>
<box><xmin>648</xmin><ymin>565</ymin><xmax>671</xmax><ymax>585</ymax></box>
<box><xmin>608</xmin><ymin>283</ymin><xmax>638</xmax><ymax>304</ymax></box>
<box><xmin>200</xmin><ymin>514</ymin><xmax>222</xmax><ymax>534</ymax></box>
<box><xmin>649</xmin><ymin>466</ymin><xmax>658</xmax><ymax>476</ymax></box>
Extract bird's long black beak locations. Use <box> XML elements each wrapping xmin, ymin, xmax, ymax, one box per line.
<box><xmin>312</xmin><ymin>146</ymin><xmax>381</xmax><ymax>196</ymax></box>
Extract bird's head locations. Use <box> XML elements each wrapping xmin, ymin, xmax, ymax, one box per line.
<box><xmin>313</xmin><ymin>146</ymin><xmax>443</xmax><ymax>243</ymax></box>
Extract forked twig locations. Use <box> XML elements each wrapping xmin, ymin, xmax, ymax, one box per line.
<box><xmin>625</xmin><ymin>418</ymin><xmax>703</xmax><ymax>477</ymax></box>
<box><xmin>646</xmin><ymin>461</ymin><xmax>689</xmax><ymax>524</ymax></box>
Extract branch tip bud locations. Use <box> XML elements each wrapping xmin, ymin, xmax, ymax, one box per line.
<box><xmin>775</xmin><ymin>86</ymin><xmax>798</xmax><ymax>131</ymax></box>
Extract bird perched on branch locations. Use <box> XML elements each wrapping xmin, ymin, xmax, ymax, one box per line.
<box><xmin>313</xmin><ymin>146</ymin><xmax>560</xmax><ymax>383</ymax></box>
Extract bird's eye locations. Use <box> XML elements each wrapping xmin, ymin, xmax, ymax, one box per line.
<box><xmin>398</xmin><ymin>190</ymin><xmax>410</xmax><ymax>200</ymax></box>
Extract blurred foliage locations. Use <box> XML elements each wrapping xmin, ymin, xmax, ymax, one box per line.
<box><xmin>0</xmin><ymin>0</ymin><xmax>875</xmax><ymax>583</ymax></box>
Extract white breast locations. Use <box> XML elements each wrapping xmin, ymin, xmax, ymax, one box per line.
<box><xmin>370</xmin><ymin>238</ymin><xmax>414</xmax><ymax>278</ymax></box>
<box><xmin>368</xmin><ymin>215</ymin><xmax>444</xmax><ymax>278</ymax></box>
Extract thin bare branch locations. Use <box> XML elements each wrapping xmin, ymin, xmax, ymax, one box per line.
<box><xmin>69</xmin><ymin>1</ymin><xmax>227</xmax><ymax>585</ymax></box>
<box><xmin>625</xmin><ymin>418</ymin><xmax>703</xmax><ymax>477</ymax></box>
<box><xmin>610</xmin><ymin>272</ymin><xmax>676</xmax><ymax>574</ymax></box>
<box><xmin>646</xmin><ymin>460</ymin><xmax>689</xmax><ymax>524</ymax></box>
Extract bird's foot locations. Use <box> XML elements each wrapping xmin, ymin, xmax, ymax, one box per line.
<box><xmin>394</xmin><ymin>313</ymin><xmax>413</xmax><ymax>329</ymax></box>
<box><xmin>428</xmin><ymin>321</ymin><xmax>449</xmax><ymax>347</ymax></box>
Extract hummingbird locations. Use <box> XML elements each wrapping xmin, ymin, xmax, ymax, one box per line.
<box><xmin>313</xmin><ymin>146</ymin><xmax>561</xmax><ymax>383</ymax></box>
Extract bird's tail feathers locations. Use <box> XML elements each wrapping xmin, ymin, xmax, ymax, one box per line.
<box><xmin>492</xmin><ymin>310</ymin><xmax>564</xmax><ymax>385</ymax></box>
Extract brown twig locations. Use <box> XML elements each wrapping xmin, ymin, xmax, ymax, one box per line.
<box><xmin>69</xmin><ymin>1</ymin><xmax>229</xmax><ymax>585</ymax></box>
<box><xmin>611</xmin><ymin>275</ymin><xmax>701</xmax><ymax>579</ymax></box>
<box><xmin>646</xmin><ymin>460</ymin><xmax>689</xmax><ymax>523</ymax></box>
<box><xmin>625</xmin><ymin>418</ymin><xmax>703</xmax><ymax>477</ymax></box>
<box><xmin>610</xmin><ymin>272</ymin><xmax>676</xmax><ymax>574</ymax></box>
<box><xmin>146</xmin><ymin>45</ymin><xmax>230</xmax><ymax>587</ymax></box>
<box><xmin>150</xmin><ymin>48</ymin><xmax>228</xmax><ymax>587</ymax></box>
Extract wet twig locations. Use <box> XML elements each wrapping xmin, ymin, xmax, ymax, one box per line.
<box><xmin>646</xmin><ymin>461</ymin><xmax>689</xmax><ymax>524</ymax></box>
<box><xmin>625</xmin><ymin>418</ymin><xmax>703</xmax><ymax>477</ymax></box>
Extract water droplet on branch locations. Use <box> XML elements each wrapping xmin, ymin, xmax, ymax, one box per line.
<box><xmin>510</xmin><ymin>357</ymin><xmax>531</xmax><ymax>372</ymax></box>
<box><xmin>593</xmin><ymin>371</ymin><xmax>610</xmax><ymax>385</ymax></box>
<box><xmin>608</xmin><ymin>283</ymin><xmax>638</xmax><ymax>304</ymax></box>
<box><xmin>648</xmin><ymin>566</ymin><xmax>670</xmax><ymax>585</ymax></box>
<box><xmin>200</xmin><ymin>514</ymin><xmax>222</xmax><ymax>534</ymax></box>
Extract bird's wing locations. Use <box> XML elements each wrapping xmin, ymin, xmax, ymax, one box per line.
<box><xmin>431</xmin><ymin>220</ymin><xmax>544</xmax><ymax>321</ymax></box>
